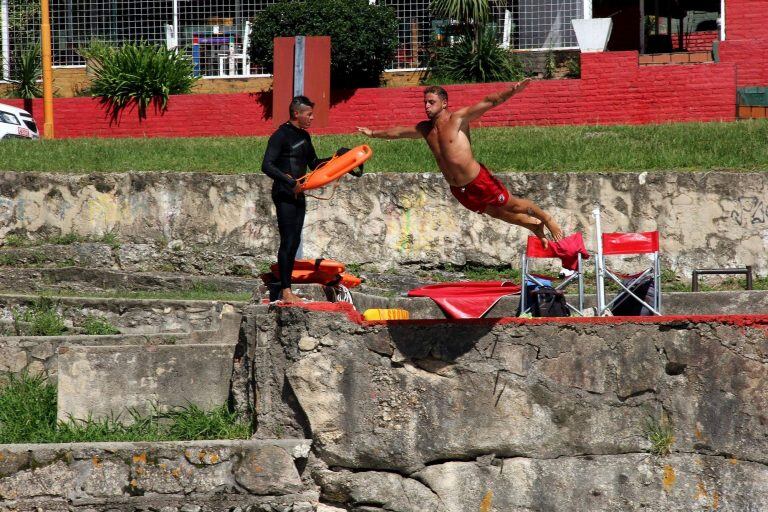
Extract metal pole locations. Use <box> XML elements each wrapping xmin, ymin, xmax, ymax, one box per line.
<box><xmin>583</xmin><ymin>0</ymin><xmax>592</xmax><ymax>20</ymax></box>
<box><xmin>719</xmin><ymin>0</ymin><xmax>725</xmax><ymax>41</ymax></box>
<box><xmin>639</xmin><ymin>0</ymin><xmax>645</xmax><ymax>54</ymax></box>
<box><xmin>593</xmin><ymin>207</ymin><xmax>605</xmax><ymax>315</ymax></box>
<box><xmin>173</xmin><ymin>0</ymin><xmax>178</xmax><ymax>44</ymax></box>
<box><xmin>41</xmin><ymin>0</ymin><xmax>54</xmax><ymax>139</ymax></box>
<box><xmin>1</xmin><ymin>0</ymin><xmax>9</xmax><ymax>81</ymax></box>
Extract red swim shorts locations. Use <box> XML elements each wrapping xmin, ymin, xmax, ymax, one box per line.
<box><xmin>449</xmin><ymin>164</ymin><xmax>510</xmax><ymax>214</ymax></box>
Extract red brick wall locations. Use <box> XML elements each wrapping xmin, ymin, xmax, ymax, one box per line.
<box><xmin>725</xmin><ymin>0</ymin><xmax>768</xmax><ymax>41</ymax></box>
<box><xmin>4</xmin><ymin>51</ymin><xmax>736</xmax><ymax>139</ymax></box>
<box><xmin>719</xmin><ymin>0</ymin><xmax>768</xmax><ymax>87</ymax></box>
<box><xmin>671</xmin><ymin>31</ymin><xmax>718</xmax><ymax>52</ymax></box>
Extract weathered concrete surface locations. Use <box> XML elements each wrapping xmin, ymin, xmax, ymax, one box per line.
<box><xmin>350</xmin><ymin>289</ymin><xmax>768</xmax><ymax>319</ymax></box>
<box><xmin>0</xmin><ymin>439</ymin><xmax>315</xmax><ymax>511</ymax></box>
<box><xmin>57</xmin><ymin>343</ymin><xmax>236</xmax><ymax>422</ymax></box>
<box><xmin>0</xmin><ymin>266</ymin><xmax>259</xmax><ymax>295</ymax></box>
<box><xmin>0</xmin><ymin>240</ymin><xmax>265</xmax><ymax>276</ymax></box>
<box><xmin>0</xmin><ymin>294</ymin><xmax>234</xmax><ymax>334</ymax></box>
<box><xmin>247</xmin><ymin>304</ymin><xmax>768</xmax><ymax>510</ymax></box>
<box><xmin>0</xmin><ymin>306</ymin><xmax>242</xmax><ymax>384</ymax></box>
<box><xmin>315</xmin><ymin>453</ymin><xmax>768</xmax><ymax>512</ymax></box>
<box><xmin>1</xmin><ymin>171</ymin><xmax>767</xmax><ymax>275</ymax></box>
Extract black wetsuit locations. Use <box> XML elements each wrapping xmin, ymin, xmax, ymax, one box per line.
<box><xmin>262</xmin><ymin>122</ymin><xmax>325</xmax><ymax>291</ymax></box>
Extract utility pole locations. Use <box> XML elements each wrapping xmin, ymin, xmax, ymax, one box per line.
<box><xmin>40</xmin><ymin>0</ymin><xmax>54</xmax><ymax>138</ymax></box>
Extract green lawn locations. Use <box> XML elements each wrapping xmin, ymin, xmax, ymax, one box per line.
<box><xmin>3</xmin><ymin>120</ymin><xmax>767</xmax><ymax>173</ymax></box>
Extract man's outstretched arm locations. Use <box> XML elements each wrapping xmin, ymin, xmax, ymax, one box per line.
<box><xmin>457</xmin><ymin>78</ymin><xmax>532</xmax><ymax>122</ymax></box>
<box><xmin>357</xmin><ymin>123</ymin><xmax>426</xmax><ymax>140</ymax></box>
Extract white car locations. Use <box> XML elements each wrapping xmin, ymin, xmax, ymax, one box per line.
<box><xmin>0</xmin><ymin>103</ymin><xmax>39</xmax><ymax>140</ymax></box>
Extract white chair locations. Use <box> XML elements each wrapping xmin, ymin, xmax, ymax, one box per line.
<box><xmin>593</xmin><ymin>208</ymin><xmax>662</xmax><ymax>316</ymax></box>
<box><xmin>218</xmin><ymin>21</ymin><xmax>252</xmax><ymax>77</ymax></box>
<box><xmin>165</xmin><ymin>24</ymin><xmax>178</xmax><ymax>50</ymax></box>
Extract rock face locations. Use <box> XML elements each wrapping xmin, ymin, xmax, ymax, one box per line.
<box><xmin>1</xmin><ymin>171</ymin><xmax>767</xmax><ymax>274</ymax></box>
<box><xmin>246</xmin><ymin>304</ymin><xmax>768</xmax><ymax>511</ymax></box>
<box><xmin>0</xmin><ymin>440</ymin><xmax>315</xmax><ymax>512</ymax></box>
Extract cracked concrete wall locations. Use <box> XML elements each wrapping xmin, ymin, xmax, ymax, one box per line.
<box><xmin>0</xmin><ymin>440</ymin><xmax>315</xmax><ymax>512</ymax></box>
<box><xmin>1</xmin><ymin>171</ymin><xmax>767</xmax><ymax>275</ymax></box>
<box><xmin>247</xmin><ymin>304</ymin><xmax>768</xmax><ymax>511</ymax></box>
<box><xmin>0</xmin><ymin>295</ymin><xmax>226</xmax><ymax>335</ymax></box>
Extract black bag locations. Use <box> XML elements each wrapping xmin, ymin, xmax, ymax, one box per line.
<box><xmin>530</xmin><ymin>286</ymin><xmax>571</xmax><ymax>317</ymax></box>
<box><xmin>610</xmin><ymin>275</ymin><xmax>655</xmax><ymax>316</ymax></box>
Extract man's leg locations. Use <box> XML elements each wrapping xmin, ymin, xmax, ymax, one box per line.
<box><xmin>275</xmin><ymin>197</ymin><xmax>305</xmax><ymax>303</ymax></box>
<box><xmin>485</xmin><ymin>195</ymin><xmax>563</xmax><ymax>244</ymax></box>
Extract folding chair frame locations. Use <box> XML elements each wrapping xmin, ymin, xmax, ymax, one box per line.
<box><xmin>593</xmin><ymin>208</ymin><xmax>662</xmax><ymax>316</ymax></box>
<box><xmin>520</xmin><ymin>248</ymin><xmax>585</xmax><ymax>317</ymax></box>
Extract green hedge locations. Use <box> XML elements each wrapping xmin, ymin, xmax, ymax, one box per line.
<box><xmin>250</xmin><ymin>0</ymin><xmax>399</xmax><ymax>88</ymax></box>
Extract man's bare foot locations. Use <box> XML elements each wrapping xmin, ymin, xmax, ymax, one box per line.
<box><xmin>280</xmin><ymin>289</ymin><xmax>304</xmax><ymax>303</ymax></box>
<box><xmin>531</xmin><ymin>222</ymin><xmax>550</xmax><ymax>249</ymax></box>
<box><xmin>547</xmin><ymin>220</ymin><xmax>564</xmax><ymax>242</ymax></box>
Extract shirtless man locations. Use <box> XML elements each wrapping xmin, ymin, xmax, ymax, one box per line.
<box><xmin>357</xmin><ymin>80</ymin><xmax>563</xmax><ymax>246</ymax></box>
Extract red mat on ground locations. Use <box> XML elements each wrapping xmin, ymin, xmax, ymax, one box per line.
<box><xmin>408</xmin><ymin>281</ymin><xmax>521</xmax><ymax>319</ymax></box>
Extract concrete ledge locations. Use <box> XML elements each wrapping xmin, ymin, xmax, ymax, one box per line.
<box><xmin>349</xmin><ymin>289</ymin><xmax>768</xmax><ymax>319</ymax></box>
<box><xmin>0</xmin><ymin>293</ymin><xmax>244</xmax><ymax>334</ymax></box>
<box><xmin>57</xmin><ymin>343</ymin><xmax>237</xmax><ymax>422</ymax></box>
<box><xmin>0</xmin><ymin>308</ymin><xmax>243</xmax><ymax>383</ymax></box>
<box><xmin>0</xmin><ymin>439</ymin><xmax>315</xmax><ymax>511</ymax></box>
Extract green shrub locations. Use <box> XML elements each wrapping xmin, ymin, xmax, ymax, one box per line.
<box><xmin>89</xmin><ymin>43</ymin><xmax>197</xmax><ymax>120</ymax></box>
<box><xmin>0</xmin><ymin>373</ymin><xmax>58</xmax><ymax>444</ymax></box>
<box><xmin>428</xmin><ymin>27</ymin><xmax>525</xmax><ymax>83</ymax></box>
<box><xmin>82</xmin><ymin>315</ymin><xmax>120</xmax><ymax>335</ymax></box>
<box><xmin>13</xmin><ymin>297</ymin><xmax>67</xmax><ymax>336</ymax></box>
<box><xmin>644</xmin><ymin>415</ymin><xmax>674</xmax><ymax>456</ymax></box>
<box><xmin>250</xmin><ymin>0</ymin><xmax>399</xmax><ymax>88</ymax></box>
<box><xmin>543</xmin><ymin>50</ymin><xmax>557</xmax><ymax>79</ymax></box>
<box><xmin>3</xmin><ymin>234</ymin><xmax>28</xmax><ymax>247</ymax></box>
<box><xmin>0</xmin><ymin>374</ymin><xmax>251</xmax><ymax>443</ymax></box>
<box><xmin>565</xmin><ymin>56</ymin><xmax>580</xmax><ymax>78</ymax></box>
<box><xmin>7</xmin><ymin>44</ymin><xmax>42</xmax><ymax>100</ymax></box>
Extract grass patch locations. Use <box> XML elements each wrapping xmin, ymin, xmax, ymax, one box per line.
<box><xmin>12</xmin><ymin>297</ymin><xmax>67</xmax><ymax>336</ymax></box>
<box><xmin>1</xmin><ymin>121</ymin><xmax>767</xmax><ymax>173</ymax></box>
<box><xmin>0</xmin><ymin>373</ymin><xmax>250</xmax><ymax>443</ymax></box>
<box><xmin>81</xmin><ymin>315</ymin><xmax>120</xmax><ymax>335</ymax></box>
<box><xmin>644</xmin><ymin>415</ymin><xmax>675</xmax><ymax>457</ymax></box>
<box><xmin>3</xmin><ymin>287</ymin><xmax>251</xmax><ymax>302</ymax></box>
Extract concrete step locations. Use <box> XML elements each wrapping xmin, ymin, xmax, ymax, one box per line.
<box><xmin>0</xmin><ymin>293</ymin><xmax>237</xmax><ymax>335</ymax></box>
<box><xmin>0</xmin><ymin>439</ymin><xmax>315</xmax><ymax>511</ymax></box>
<box><xmin>1</xmin><ymin>306</ymin><xmax>242</xmax><ymax>384</ymax></box>
<box><xmin>349</xmin><ymin>289</ymin><xmax>768</xmax><ymax>319</ymax></box>
<box><xmin>0</xmin><ymin>266</ymin><xmax>260</xmax><ymax>295</ymax></box>
<box><xmin>0</xmin><ymin>241</ymin><xmax>267</xmax><ymax>277</ymax></box>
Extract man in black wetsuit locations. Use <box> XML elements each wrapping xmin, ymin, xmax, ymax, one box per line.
<box><xmin>262</xmin><ymin>95</ymin><xmax>326</xmax><ymax>303</ymax></box>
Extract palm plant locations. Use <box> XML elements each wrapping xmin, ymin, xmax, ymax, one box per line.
<box><xmin>89</xmin><ymin>42</ymin><xmax>197</xmax><ymax>121</ymax></box>
<box><xmin>432</xmin><ymin>26</ymin><xmax>524</xmax><ymax>83</ymax></box>
<box><xmin>430</xmin><ymin>0</ymin><xmax>490</xmax><ymax>46</ymax></box>
<box><xmin>8</xmin><ymin>45</ymin><xmax>42</xmax><ymax>112</ymax></box>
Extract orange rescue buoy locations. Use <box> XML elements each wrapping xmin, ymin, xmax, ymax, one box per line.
<box><xmin>298</xmin><ymin>145</ymin><xmax>372</xmax><ymax>192</ymax></box>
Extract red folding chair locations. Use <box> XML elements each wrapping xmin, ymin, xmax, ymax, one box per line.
<box><xmin>520</xmin><ymin>233</ymin><xmax>587</xmax><ymax>316</ymax></box>
<box><xmin>593</xmin><ymin>208</ymin><xmax>662</xmax><ymax>316</ymax></box>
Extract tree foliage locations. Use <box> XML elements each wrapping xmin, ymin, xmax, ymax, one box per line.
<box><xmin>250</xmin><ymin>0</ymin><xmax>399</xmax><ymax>88</ymax></box>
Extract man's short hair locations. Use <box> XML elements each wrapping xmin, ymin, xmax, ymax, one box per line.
<box><xmin>423</xmin><ymin>86</ymin><xmax>448</xmax><ymax>102</ymax></box>
<box><xmin>289</xmin><ymin>95</ymin><xmax>315</xmax><ymax>119</ymax></box>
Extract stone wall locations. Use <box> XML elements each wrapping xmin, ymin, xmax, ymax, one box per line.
<box><xmin>246</xmin><ymin>303</ymin><xmax>768</xmax><ymax>511</ymax></box>
<box><xmin>0</xmin><ymin>439</ymin><xmax>315</xmax><ymax>512</ymax></box>
<box><xmin>0</xmin><ymin>295</ymin><xmax>228</xmax><ymax>335</ymax></box>
<box><xmin>2</xmin><ymin>171</ymin><xmax>766</xmax><ymax>275</ymax></box>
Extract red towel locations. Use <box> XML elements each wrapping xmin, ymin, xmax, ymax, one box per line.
<box><xmin>550</xmin><ymin>233</ymin><xmax>590</xmax><ymax>270</ymax></box>
<box><xmin>408</xmin><ymin>281</ymin><xmax>521</xmax><ymax>319</ymax></box>
<box><xmin>527</xmin><ymin>232</ymin><xmax>590</xmax><ymax>271</ymax></box>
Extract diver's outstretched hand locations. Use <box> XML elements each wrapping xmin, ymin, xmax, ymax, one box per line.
<box><xmin>357</xmin><ymin>126</ymin><xmax>373</xmax><ymax>137</ymax></box>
